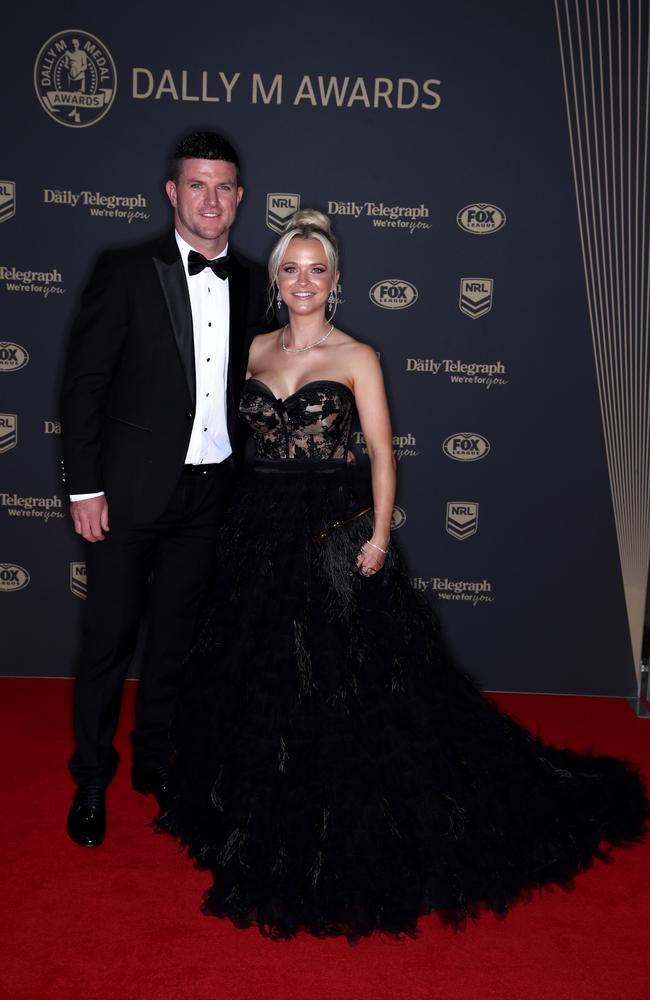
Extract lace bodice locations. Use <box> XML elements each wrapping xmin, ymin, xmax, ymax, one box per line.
<box><xmin>239</xmin><ymin>379</ymin><xmax>355</xmax><ymax>461</ymax></box>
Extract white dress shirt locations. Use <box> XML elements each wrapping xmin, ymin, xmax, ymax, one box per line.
<box><xmin>70</xmin><ymin>230</ymin><xmax>232</xmax><ymax>501</ymax></box>
<box><xmin>176</xmin><ymin>231</ymin><xmax>232</xmax><ymax>465</ymax></box>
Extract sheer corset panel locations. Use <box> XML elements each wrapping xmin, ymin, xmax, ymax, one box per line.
<box><xmin>240</xmin><ymin>380</ymin><xmax>355</xmax><ymax>461</ymax></box>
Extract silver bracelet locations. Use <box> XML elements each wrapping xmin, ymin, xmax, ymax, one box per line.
<box><xmin>364</xmin><ymin>539</ymin><xmax>389</xmax><ymax>555</ymax></box>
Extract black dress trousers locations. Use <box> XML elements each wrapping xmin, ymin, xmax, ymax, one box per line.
<box><xmin>68</xmin><ymin>462</ymin><xmax>232</xmax><ymax>787</ymax></box>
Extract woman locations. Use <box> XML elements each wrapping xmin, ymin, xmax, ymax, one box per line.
<box><xmin>159</xmin><ymin>210</ymin><xmax>647</xmax><ymax>940</ymax></box>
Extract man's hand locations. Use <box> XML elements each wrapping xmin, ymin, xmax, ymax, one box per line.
<box><xmin>69</xmin><ymin>496</ymin><xmax>110</xmax><ymax>542</ymax></box>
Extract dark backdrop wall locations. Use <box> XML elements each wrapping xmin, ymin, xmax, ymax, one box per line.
<box><xmin>1</xmin><ymin>1</ymin><xmax>648</xmax><ymax>696</ymax></box>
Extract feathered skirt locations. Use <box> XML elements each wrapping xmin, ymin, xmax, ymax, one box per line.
<box><xmin>157</xmin><ymin>459</ymin><xmax>648</xmax><ymax>940</ymax></box>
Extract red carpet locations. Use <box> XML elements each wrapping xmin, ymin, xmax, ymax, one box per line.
<box><xmin>1</xmin><ymin>678</ymin><xmax>648</xmax><ymax>1000</ymax></box>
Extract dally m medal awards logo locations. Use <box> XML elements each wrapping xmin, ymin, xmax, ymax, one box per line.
<box><xmin>0</xmin><ymin>181</ymin><xmax>16</xmax><ymax>224</ymax></box>
<box><xmin>0</xmin><ymin>414</ymin><xmax>17</xmax><ymax>454</ymax></box>
<box><xmin>34</xmin><ymin>31</ymin><xmax>117</xmax><ymax>127</ymax></box>
<box><xmin>70</xmin><ymin>561</ymin><xmax>87</xmax><ymax>599</ymax></box>
<box><xmin>369</xmin><ymin>279</ymin><xmax>418</xmax><ymax>310</ymax></box>
<box><xmin>266</xmin><ymin>194</ymin><xmax>301</xmax><ymax>234</ymax></box>
<box><xmin>446</xmin><ymin>502</ymin><xmax>479</xmax><ymax>541</ymax></box>
<box><xmin>459</xmin><ymin>278</ymin><xmax>493</xmax><ymax>319</ymax></box>
<box><xmin>457</xmin><ymin>203</ymin><xmax>506</xmax><ymax>235</ymax></box>
<box><xmin>391</xmin><ymin>506</ymin><xmax>407</xmax><ymax>530</ymax></box>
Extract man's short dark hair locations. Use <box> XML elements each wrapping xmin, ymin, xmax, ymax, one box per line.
<box><xmin>170</xmin><ymin>131</ymin><xmax>241</xmax><ymax>182</ymax></box>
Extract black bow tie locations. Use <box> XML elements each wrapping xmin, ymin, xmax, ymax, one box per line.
<box><xmin>187</xmin><ymin>250</ymin><xmax>231</xmax><ymax>279</ymax></box>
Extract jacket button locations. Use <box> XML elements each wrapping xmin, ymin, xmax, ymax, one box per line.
<box><xmin>185</xmin><ymin>410</ymin><xmax>194</xmax><ymax>419</ymax></box>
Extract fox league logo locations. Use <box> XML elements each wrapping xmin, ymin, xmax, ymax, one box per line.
<box><xmin>0</xmin><ymin>414</ymin><xmax>17</xmax><ymax>454</ymax></box>
<box><xmin>70</xmin><ymin>561</ymin><xmax>87</xmax><ymax>599</ymax></box>
<box><xmin>442</xmin><ymin>433</ymin><xmax>490</xmax><ymax>462</ymax></box>
<box><xmin>0</xmin><ymin>181</ymin><xmax>16</xmax><ymax>224</ymax></box>
<box><xmin>369</xmin><ymin>280</ymin><xmax>418</xmax><ymax>310</ymax></box>
<box><xmin>446</xmin><ymin>502</ymin><xmax>479</xmax><ymax>541</ymax></box>
<box><xmin>0</xmin><ymin>563</ymin><xmax>30</xmax><ymax>592</ymax></box>
<box><xmin>459</xmin><ymin>278</ymin><xmax>493</xmax><ymax>318</ymax></box>
<box><xmin>457</xmin><ymin>203</ymin><xmax>506</xmax><ymax>234</ymax></box>
<box><xmin>34</xmin><ymin>30</ymin><xmax>117</xmax><ymax>127</ymax></box>
<box><xmin>0</xmin><ymin>343</ymin><xmax>29</xmax><ymax>372</ymax></box>
<box><xmin>266</xmin><ymin>193</ymin><xmax>300</xmax><ymax>234</ymax></box>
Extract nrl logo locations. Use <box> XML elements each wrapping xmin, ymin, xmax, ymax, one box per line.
<box><xmin>459</xmin><ymin>278</ymin><xmax>493</xmax><ymax>319</ymax></box>
<box><xmin>266</xmin><ymin>193</ymin><xmax>300</xmax><ymax>234</ymax></box>
<box><xmin>446</xmin><ymin>502</ymin><xmax>479</xmax><ymax>541</ymax></box>
<box><xmin>0</xmin><ymin>414</ymin><xmax>17</xmax><ymax>454</ymax></box>
<box><xmin>0</xmin><ymin>181</ymin><xmax>16</xmax><ymax>224</ymax></box>
<box><xmin>70</xmin><ymin>561</ymin><xmax>87</xmax><ymax>600</ymax></box>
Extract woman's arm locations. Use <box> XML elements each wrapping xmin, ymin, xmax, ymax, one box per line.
<box><xmin>351</xmin><ymin>345</ymin><xmax>396</xmax><ymax>575</ymax></box>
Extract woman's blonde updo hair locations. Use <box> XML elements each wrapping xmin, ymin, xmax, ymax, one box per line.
<box><xmin>268</xmin><ymin>209</ymin><xmax>339</xmax><ymax>297</ymax></box>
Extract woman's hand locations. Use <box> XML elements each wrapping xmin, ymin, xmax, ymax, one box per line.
<box><xmin>355</xmin><ymin>537</ymin><xmax>388</xmax><ymax>577</ymax></box>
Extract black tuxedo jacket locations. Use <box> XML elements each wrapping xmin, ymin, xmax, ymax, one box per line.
<box><xmin>61</xmin><ymin>231</ymin><xmax>270</xmax><ymax>522</ymax></box>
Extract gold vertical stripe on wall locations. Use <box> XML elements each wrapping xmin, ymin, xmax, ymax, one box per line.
<box><xmin>555</xmin><ymin>0</ymin><xmax>650</xmax><ymax>679</ymax></box>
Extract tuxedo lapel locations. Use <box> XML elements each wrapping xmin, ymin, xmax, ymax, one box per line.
<box><xmin>152</xmin><ymin>238</ymin><xmax>195</xmax><ymax>406</ymax></box>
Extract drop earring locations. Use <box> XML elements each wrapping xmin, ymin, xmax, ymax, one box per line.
<box><xmin>276</xmin><ymin>289</ymin><xmax>283</xmax><ymax>309</ymax></box>
<box><xmin>327</xmin><ymin>290</ymin><xmax>336</xmax><ymax>313</ymax></box>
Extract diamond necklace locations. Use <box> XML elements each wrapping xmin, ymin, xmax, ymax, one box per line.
<box><xmin>280</xmin><ymin>324</ymin><xmax>334</xmax><ymax>354</ymax></box>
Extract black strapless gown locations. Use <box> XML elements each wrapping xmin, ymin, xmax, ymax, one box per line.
<box><xmin>158</xmin><ymin>380</ymin><xmax>647</xmax><ymax>940</ymax></box>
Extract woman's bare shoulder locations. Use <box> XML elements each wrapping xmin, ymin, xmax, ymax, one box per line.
<box><xmin>251</xmin><ymin>329</ymin><xmax>281</xmax><ymax>345</ymax></box>
<box><xmin>335</xmin><ymin>332</ymin><xmax>380</xmax><ymax>370</ymax></box>
<box><xmin>333</xmin><ymin>330</ymin><xmax>376</xmax><ymax>356</ymax></box>
<box><xmin>249</xmin><ymin>330</ymin><xmax>279</xmax><ymax>362</ymax></box>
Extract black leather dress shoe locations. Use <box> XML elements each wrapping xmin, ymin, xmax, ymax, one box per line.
<box><xmin>131</xmin><ymin>765</ymin><xmax>175</xmax><ymax>812</ymax></box>
<box><xmin>67</xmin><ymin>785</ymin><xmax>106</xmax><ymax>847</ymax></box>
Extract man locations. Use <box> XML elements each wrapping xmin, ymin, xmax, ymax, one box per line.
<box><xmin>62</xmin><ymin>131</ymin><xmax>270</xmax><ymax>847</ymax></box>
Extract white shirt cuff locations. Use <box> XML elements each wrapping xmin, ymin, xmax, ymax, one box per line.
<box><xmin>70</xmin><ymin>492</ymin><xmax>105</xmax><ymax>501</ymax></box>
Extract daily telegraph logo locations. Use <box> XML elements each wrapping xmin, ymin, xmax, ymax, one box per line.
<box><xmin>446</xmin><ymin>502</ymin><xmax>479</xmax><ymax>541</ymax></box>
<box><xmin>0</xmin><ymin>563</ymin><xmax>30</xmax><ymax>593</ymax></box>
<box><xmin>442</xmin><ymin>433</ymin><xmax>490</xmax><ymax>462</ymax></box>
<box><xmin>0</xmin><ymin>493</ymin><xmax>64</xmax><ymax>523</ymax></box>
<box><xmin>34</xmin><ymin>30</ymin><xmax>117</xmax><ymax>128</ymax></box>
<box><xmin>0</xmin><ymin>181</ymin><xmax>16</xmax><ymax>224</ymax></box>
<box><xmin>70</xmin><ymin>561</ymin><xmax>87</xmax><ymax>599</ymax></box>
<box><xmin>459</xmin><ymin>278</ymin><xmax>493</xmax><ymax>319</ymax></box>
<box><xmin>405</xmin><ymin>358</ymin><xmax>508</xmax><ymax>389</ymax></box>
<box><xmin>410</xmin><ymin>576</ymin><xmax>493</xmax><ymax>604</ymax></box>
<box><xmin>43</xmin><ymin>189</ymin><xmax>149</xmax><ymax>224</ymax></box>
<box><xmin>369</xmin><ymin>279</ymin><xmax>418</xmax><ymax>310</ymax></box>
<box><xmin>430</xmin><ymin>576</ymin><xmax>493</xmax><ymax>605</ymax></box>
<box><xmin>0</xmin><ymin>414</ymin><xmax>17</xmax><ymax>454</ymax></box>
<box><xmin>457</xmin><ymin>203</ymin><xmax>506</xmax><ymax>235</ymax></box>
<box><xmin>353</xmin><ymin>431</ymin><xmax>419</xmax><ymax>461</ymax></box>
<box><xmin>328</xmin><ymin>201</ymin><xmax>432</xmax><ymax>235</ymax></box>
<box><xmin>391</xmin><ymin>506</ymin><xmax>406</xmax><ymax>530</ymax></box>
<box><xmin>0</xmin><ymin>266</ymin><xmax>66</xmax><ymax>299</ymax></box>
<box><xmin>0</xmin><ymin>343</ymin><xmax>29</xmax><ymax>373</ymax></box>
<box><xmin>266</xmin><ymin>193</ymin><xmax>300</xmax><ymax>234</ymax></box>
